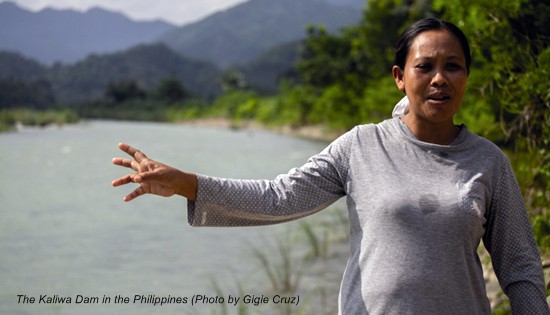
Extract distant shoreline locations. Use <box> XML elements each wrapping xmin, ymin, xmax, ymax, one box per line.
<box><xmin>177</xmin><ymin>117</ymin><xmax>343</xmax><ymax>143</ymax></box>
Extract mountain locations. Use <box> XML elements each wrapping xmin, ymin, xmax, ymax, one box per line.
<box><xmin>326</xmin><ymin>0</ymin><xmax>365</xmax><ymax>9</ymax></box>
<box><xmin>46</xmin><ymin>44</ymin><xmax>221</xmax><ymax>104</ymax></box>
<box><xmin>0</xmin><ymin>0</ymin><xmax>367</xmax><ymax>105</ymax></box>
<box><xmin>0</xmin><ymin>52</ymin><xmax>55</xmax><ymax>109</ymax></box>
<box><xmin>236</xmin><ymin>40</ymin><xmax>302</xmax><ymax>94</ymax></box>
<box><xmin>159</xmin><ymin>0</ymin><xmax>363</xmax><ymax>68</ymax></box>
<box><xmin>0</xmin><ymin>1</ymin><xmax>175</xmax><ymax>65</ymax></box>
<box><xmin>0</xmin><ymin>51</ymin><xmax>48</xmax><ymax>80</ymax></box>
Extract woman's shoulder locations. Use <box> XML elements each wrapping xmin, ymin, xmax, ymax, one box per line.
<box><xmin>322</xmin><ymin>119</ymin><xmax>404</xmax><ymax>154</ymax></box>
<box><xmin>464</xmin><ymin>129</ymin><xmax>509</xmax><ymax>161</ymax></box>
<box><xmin>350</xmin><ymin>118</ymin><xmax>405</xmax><ymax>143</ymax></box>
<box><xmin>321</xmin><ymin>122</ymin><xmax>382</xmax><ymax>158</ymax></box>
<box><xmin>348</xmin><ymin>118</ymin><xmax>396</xmax><ymax>135</ymax></box>
<box><xmin>332</xmin><ymin>121</ymin><xmax>387</xmax><ymax>147</ymax></box>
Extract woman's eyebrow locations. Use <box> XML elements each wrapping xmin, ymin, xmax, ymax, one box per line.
<box><xmin>447</xmin><ymin>55</ymin><xmax>466</xmax><ymax>62</ymax></box>
<box><xmin>412</xmin><ymin>55</ymin><xmax>465</xmax><ymax>63</ymax></box>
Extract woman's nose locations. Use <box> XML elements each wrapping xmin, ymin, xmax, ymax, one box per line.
<box><xmin>431</xmin><ymin>70</ymin><xmax>448</xmax><ymax>87</ymax></box>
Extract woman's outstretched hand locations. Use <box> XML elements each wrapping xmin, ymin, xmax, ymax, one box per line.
<box><xmin>111</xmin><ymin>143</ymin><xmax>198</xmax><ymax>202</ymax></box>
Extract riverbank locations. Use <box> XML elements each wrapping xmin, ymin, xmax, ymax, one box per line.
<box><xmin>177</xmin><ymin>117</ymin><xmax>344</xmax><ymax>143</ymax></box>
<box><xmin>0</xmin><ymin>110</ymin><xmax>344</xmax><ymax>144</ymax></box>
<box><xmin>0</xmin><ymin>108</ymin><xmax>79</xmax><ymax>132</ymax></box>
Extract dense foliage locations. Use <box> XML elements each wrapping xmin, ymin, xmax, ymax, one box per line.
<box><xmin>75</xmin><ymin>76</ymin><xmax>207</xmax><ymax>122</ymax></box>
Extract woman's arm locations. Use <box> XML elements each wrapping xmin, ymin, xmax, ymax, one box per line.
<box><xmin>186</xmin><ymin>127</ymin><xmax>356</xmax><ymax>227</ymax></box>
<box><xmin>483</xmin><ymin>160</ymin><xmax>550</xmax><ymax>314</ymax></box>
<box><xmin>112</xmin><ymin>127</ymin><xmax>355</xmax><ymax>227</ymax></box>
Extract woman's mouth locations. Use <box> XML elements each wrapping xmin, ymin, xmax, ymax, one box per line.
<box><xmin>427</xmin><ymin>93</ymin><xmax>451</xmax><ymax>104</ymax></box>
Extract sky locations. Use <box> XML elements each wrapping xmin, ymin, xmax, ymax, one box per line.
<box><xmin>2</xmin><ymin>0</ymin><xmax>250</xmax><ymax>26</ymax></box>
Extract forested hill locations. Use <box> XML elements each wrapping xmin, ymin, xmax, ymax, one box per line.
<box><xmin>0</xmin><ymin>0</ymin><xmax>366</xmax><ymax>105</ymax></box>
<box><xmin>0</xmin><ymin>45</ymin><xmax>222</xmax><ymax>105</ymax></box>
<box><xmin>49</xmin><ymin>44</ymin><xmax>222</xmax><ymax>104</ymax></box>
<box><xmin>159</xmin><ymin>0</ymin><xmax>363</xmax><ymax>68</ymax></box>
<box><xmin>0</xmin><ymin>52</ymin><xmax>48</xmax><ymax>80</ymax></box>
<box><xmin>0</xmin><ymin>1</ymin><xmax>175</xmax><ymax>65</ymax></box>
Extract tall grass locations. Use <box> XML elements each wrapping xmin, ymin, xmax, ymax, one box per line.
<box><xmin>211</xmin><ymin>280</ymin><xmax>249</xmax><ymax>315</ymax></box>
<box><xmin>251</xmin><ymin>234</ymin><xmax>304</xmax><ymax>294</ymax></box>
<box><xmin>300</xmin><ymin>221</ymin><xmax>329</xmax><ymax>259</ymax></box>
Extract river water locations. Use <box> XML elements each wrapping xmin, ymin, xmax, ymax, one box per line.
<box><xmin>0</xmin><ymin>120</ymin><xmax>348</xmax><ymax>315</ymax></box>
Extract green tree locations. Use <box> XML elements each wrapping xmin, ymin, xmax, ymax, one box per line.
<box><xmin>104</xmin><ymin>80</ymin><xmax>147</xmax><ymax>103</ymax></box>
<box><xmin>152</xmin><ymin>77</ymin><xmax>190</xmax><ymax>104</ymax></box>
<box><xmin>293</xmin><ymin>0</ymin><xmax>435</xmax><ymax>130</ymax></box>
<box><xmin>298</xmin><ymin>26</ymin><xmax>358</xmax><ymax>90</ymax></box>
<box><xmin>356</xmin><ymin>0</ymin><xmax>433</xmax><ymax>78</ymax></box>
<box><xmin>433</xmin><ymin>0</ymin><xmax>549</xmax><ymax>147</ymax></box>
<box><xmin>0</xmin><ymin>79</ymin><xmax>56</xmax><ymax>109</ymax></box>
<box><xmin>221</xmin><ymin>70</ymin><xmax>248</xmax><ymax>92</ymax></box>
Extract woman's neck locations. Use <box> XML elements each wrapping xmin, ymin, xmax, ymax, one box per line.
<box><xmin>401</xmin><ymin>115</ymin><xmax>460</xmax><ymax>145</ymax></box>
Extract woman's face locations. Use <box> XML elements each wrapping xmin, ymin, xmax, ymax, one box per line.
<box><xmin>392</xmin><ymin>30</ymin><xmax>468</xmax><ymax>126</ymax></box>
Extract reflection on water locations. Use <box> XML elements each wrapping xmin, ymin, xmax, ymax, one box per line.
<box><xmin>0</xmin><ymin>120</ymin><xmax>346</xmax><ymax>314</ymax></box>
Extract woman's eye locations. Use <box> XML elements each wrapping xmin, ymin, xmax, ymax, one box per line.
<box><xmin>446</xmin><ymin>63</ymin><xmax>462</xmax><ymax>71</ymax></box>
<box><xmin>416</xmin><ymin>64</ymin><xmax>431</xmax><ymax>70</ymax></box>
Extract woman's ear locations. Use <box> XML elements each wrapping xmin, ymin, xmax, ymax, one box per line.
<box><xmin>392</xmin><ymin>66</ymin><xmax>406</xmax><ymax>92</ymax></box>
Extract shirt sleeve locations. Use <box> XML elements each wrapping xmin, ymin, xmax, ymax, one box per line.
<box><xmin>483</xmin><ymin>159</ymin><xmax>550</xmax><ymax>314</ymax></box>
<box><xmin>186</xmin><ymin>127</ymin><xmax>354</xmax><ymax>227</ymax></box>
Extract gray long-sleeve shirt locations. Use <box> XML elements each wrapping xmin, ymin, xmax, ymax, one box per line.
<box><xmin>188</xmin><ymin>117</ymin><xmax>549</xmax><ymax>314</ymax></box>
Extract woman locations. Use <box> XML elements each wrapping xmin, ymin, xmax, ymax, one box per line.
<box><xmin>112</xmin><ymin>18</ymin><xmax>549</xmax><ymax>314</ymax></box>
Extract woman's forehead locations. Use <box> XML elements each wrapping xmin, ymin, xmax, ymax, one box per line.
<box><xmin>408</xmin><ymin>30</ymin><xmax>465</xmax><ymax>60</ymax></box>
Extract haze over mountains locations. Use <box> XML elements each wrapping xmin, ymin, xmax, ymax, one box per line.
<box><xmin>0</xmin><ymin>0</ymin><xmax>363</xmax><ymax>67</ymax></box>
<box><xmin>0</xmin><ymin>1</ymin><xmax>175</xmax><ymax>65</ymax></box>
<box><xmin>0</xmin><ymin>0</ymin><xmax>365</xmax><ymax>103</ymax></box>
<box><xmin>160</xmin><ymin>0</ymin><xmax>364</xmax><ymax>68</ymax></box>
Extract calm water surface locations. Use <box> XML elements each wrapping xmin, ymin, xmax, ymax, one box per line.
<box><xmin>0</xmin><ymin>120</ymin><xmax>346</xmax><ymax>314</ymax></box>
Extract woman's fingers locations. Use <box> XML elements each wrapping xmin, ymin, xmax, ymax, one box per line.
<box><xmin>111</xmin><ymin>174</ymin><xmax>131</xmax><ymax>187</ymax></box>
<box><xmin>114</xmin><ymin>143</ymin><xmax>150</xmax><ymax>172</ymax></box>
<box><xmin>113</xmin><ymin>144</ymin><xmax>186</xmax><ymax>201</ymax></box>
<box><xmin>112</xmin><ymin>144</ymin><xmax>156</xmax><ymax>201</ymax></box>
<box><xmin>118</xmin><ymin>143</ymin><xmax>147</xmax><ymax>162</ymax></box>
<box><xmin>124</xmin><ymin>186</ymin><xmax>146</xmax><ymax>202</ymax></box>
<box><xmin>111</xmin><ymin>173</ymin><xmax>142</xmax><ymax>187</ymax></box>
<box><xmin>112</xmin><ymin>157</ymin><xmax>142</xmax><ymax>172</ymax></box>
<box><xmin>112</xmin><ymin>157</ymin><xmax>131</xmax><ymax>167</ymax></box>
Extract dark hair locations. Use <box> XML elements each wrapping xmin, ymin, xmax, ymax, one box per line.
<box><xmin>394</xmin><ymin>18</ymin><xmax>471</xmax><ymax>74</ymax></box>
